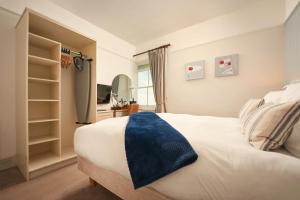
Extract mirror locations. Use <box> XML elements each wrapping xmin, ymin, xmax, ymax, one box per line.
<box><xmin>111</xmin><ymin>74</ymin><xmax>132</xmax><ymax>103</ymax></box>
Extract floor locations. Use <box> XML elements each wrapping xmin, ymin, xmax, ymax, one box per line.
<box><xmin>0</xmin><ymin>164</ymin><xmax>121</xmax><ymax>200</ymax></box>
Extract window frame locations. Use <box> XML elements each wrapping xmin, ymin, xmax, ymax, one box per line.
<box><xmin>137</xmin><ymin>65</ymin><xmax>156</xmax><ymax>111</ymax></box>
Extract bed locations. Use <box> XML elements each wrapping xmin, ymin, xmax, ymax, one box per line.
<box><xmin>74</xmin><ymin>113</ymin><xmax>300</xmax><ymax>200</ymax></box>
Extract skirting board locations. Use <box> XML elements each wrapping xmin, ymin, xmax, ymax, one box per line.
<box><xmin>77</xmin><ymin>156</ymin><xmax>172</xmax><ymax>200</ymax></box>
<box><xmin>0</xmin><ymin>156</ymin><xmax>16</xmax><ymax>171</ymax></box>
<box><xmin>30</xmin><ymin>157</ymin><xmax>77</xmax><ymax>179</ymax></box>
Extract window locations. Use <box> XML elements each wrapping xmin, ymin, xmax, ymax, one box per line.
<box><xmin>137</xmin><ymin>65</ymin><xmax>155</xmax><ymax>108</ymax></box>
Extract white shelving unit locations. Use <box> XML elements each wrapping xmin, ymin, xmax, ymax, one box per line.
<box><xmin>15</xmin><ymin>9</ymin><xmax>97</xmax><ymax>180</ymax></box>
<box><xmin>27</xmin><ymin>30</ymin><xmax>62</xmax><ymax>176</ymax></box>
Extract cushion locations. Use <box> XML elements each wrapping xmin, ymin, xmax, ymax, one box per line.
<box><xmin>279</xmin><ymin>81</ymin><xmax>300</xmax><ymax>157</ymax></box>
<box><xmin>285</xmin><ymin>121</ymin><xmax>300</xmax><ymax>158</ymax></box>
<box><xmin>280</xmin><ymin>82</ymin><xmax>300</xmax><ymax>103</ymax></box>
<box><xmin>263</xmin><ymin>90</ymin><xmax>283</xmax><ymax>104</ymax></box>
<box><xmin>239</xmin><ymin>99</ymin><xmax>264</xmax><ymax>128</ymax></box>
<box><xmin>242</xmin><ymin>101</ymin><xmax>300</xmax><ymax>151</ymax></box>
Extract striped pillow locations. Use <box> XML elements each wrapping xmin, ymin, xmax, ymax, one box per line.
<box><xmin>243</xmin><ymin>101</ymin><xmax>300</xmax><ymax>150</ymax></box>
<box><xmin>239</xmin><ymin>99</ymin><xmax>264</xmax><ymax>128</ymax></box>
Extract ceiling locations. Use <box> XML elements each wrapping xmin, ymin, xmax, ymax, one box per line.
<box><xmin>50</xmin><ymin>0</ymin><xmax>258</xmax><ymax>45</ymax></box>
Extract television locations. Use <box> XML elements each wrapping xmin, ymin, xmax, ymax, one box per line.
<box><xmin>97</xmin><ymin>84</ymin><xmax>112</xmax><ymax>104</ymax></box>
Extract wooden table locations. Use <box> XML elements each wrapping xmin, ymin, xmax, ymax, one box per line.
<box><xmin>96</xmin><ymin>110</ymin><xmax>114</xmax><ymax>121</ymax></box>
<box><xmin>113</xmin><ymin>108</ymin><xmax>129</xmax><ymax>117</ymax></box>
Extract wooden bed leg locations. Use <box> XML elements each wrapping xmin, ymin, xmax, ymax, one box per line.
<box><xmin>89</xmin><ymin>177</ymin><xmax>98</xmax><ymax>186</ymax></box>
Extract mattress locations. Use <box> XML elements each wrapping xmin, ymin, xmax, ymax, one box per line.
<box><xmin>74</xmin><ymin>113</ymin><xmax>300</xmax><ymax>200</ymax></box>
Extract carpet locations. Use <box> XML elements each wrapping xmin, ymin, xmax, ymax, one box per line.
<box><xmin>0</xmin><ymin>164</ymin><xmax>121</xmax><ymax>200</ymax></box>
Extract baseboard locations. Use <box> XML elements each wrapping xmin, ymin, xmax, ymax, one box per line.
<box><xmin>0</xmin><ymin>156</ymin><xmax>16</xmax><ymax>171</ymax></box>
<box><xmin>29</xmin><ymin>157</ymin><xmax>77</xmax><ymax>179</ymax></box>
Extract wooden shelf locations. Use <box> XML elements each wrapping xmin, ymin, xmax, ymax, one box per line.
<box><xmin>28</xmin><ymin>77</ymin><xmax>59</xmax><ymax>84</ymax></box>
<box><xmin>28</xmin><ymin>99</ymin><xmax>59</xmax><ymax>102</ymax></box>
<box><xmin>28</xmin><ymin>118</ymin><xmax>59</xmax><ymax>124</ymax></box>
<box><xmin>29</xmin><ymin>135</ymin><xmax>59</xmax><ymax>146</ymax></box>
<box><xmin>29</xmin><ymin>32</ymin><xmax>60</xmax><ymax>49</ymax></box>
<box><xmin>28</xmin><ymin>54</ymin><xmax>59</xmax><ymax>66</ymax></box>
<box><xmin>61</xmin><ymin>146</ymin><xmax>76</xmax><ymax>160</ymax></box>
<box><xmin>29</xmin><ymin>147</ymin><xmax>76</xmax><ymax>172</ymax></box>
<box><xmin>29</xmin><ymin>152</ymin><xmax>60</xmax><ymax>172</ymax></box>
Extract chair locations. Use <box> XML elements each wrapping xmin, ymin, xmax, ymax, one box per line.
<box><xmin>128</xmin><ymin>104</ymin><xmax>139</xmax><ymax>115</ymax></box>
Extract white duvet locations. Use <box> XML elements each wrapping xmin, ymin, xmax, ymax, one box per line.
<box><xmin>74</xmin><ymin>113</ymin><xmax>300</xmax><ymax>200</ymax></box>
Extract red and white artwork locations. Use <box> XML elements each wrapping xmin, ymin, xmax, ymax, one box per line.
<box><xmin>185</xmin><ymin>61</ymin><xmax>205</xmax><ymax>80</ymax></box>
<box><xmin>215</xmin><ymin>54</ymin><xmax>238</xmax><ymax>77</ymax></box>
<box><xmin>218</xmin><ymin>58</ymin><xmax>233</xmax><ymax>75</ymax></box>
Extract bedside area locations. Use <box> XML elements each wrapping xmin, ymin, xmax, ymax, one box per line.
<box><xmin>96</xmin><ymin>74</ymin><xmax>139</xmax><ymax>121</ymax></box>
<box><xmin>96</xmin><ymin>103</ymin><xmax>139</xmax><ymax>121</ymax></box>
<box><xmin>96</xmin><ymin>110</ymin><xmax>114</xmax><ymax>121</ymax></box>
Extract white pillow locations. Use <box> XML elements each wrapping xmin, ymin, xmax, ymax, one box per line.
<box><xmin>280</xmin><ymin>82</ymin><xmax>300</xmax><ymax>157</ymax></box>
<box><xmin>263</xmin><ymin>90</ymin><xmax>283</xmax><ymax>104</ymax></box>
<box><xmin>242</xmin><ymin>101</ymin><xmax>300</xmax><ymax>151</ymax></box>
<box><xmin>285</xmin><ymin>121</ymin><xmax>300</xmax><ymax>158</ymax></box>
<box><xmin>280</xmin><ymin>82</ymin><xmax>300</xmax><ymax>103</ymax></box>
<box><xmin>239</xmin><ymin>98</ymin><xmax>264</xmax><ymax>129</ymax></box>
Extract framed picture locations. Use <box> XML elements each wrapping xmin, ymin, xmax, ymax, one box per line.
<box><xmin>185</xmin><ymin>60</ymin><xmax>205</xmax><ymax>81</ymax></box>
<box><xmin>215</xmin><ymin>54</ymin><xmax>239</xmax><ymax>77</ymax></box>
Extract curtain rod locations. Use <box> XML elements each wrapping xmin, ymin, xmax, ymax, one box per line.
<box><xmin>133</xmin><ymin>44</ymin><xmax>171</xmax><ymax>57</ymax></box>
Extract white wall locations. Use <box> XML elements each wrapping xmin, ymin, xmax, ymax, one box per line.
<box><xmin>285</xmin><ymin>0</ymin><xmax>300</xmax><ymax>20</ymax></box>
<box><xmin>135</xmin><ymin>0</ymin><xmax>285</xmax><ymax>117</ymax></box>
<box><xmin>165</xmin><ymin>27</ymin><xmax>284</xmax><ymax>117</ymax></box>
<box><xmin>0</xmin><ymin>0</ymin><xmax>136</xmax><ymax>161</ymax></box>
<box><xmin>0</xmin><ymin>9</ymin><xmax>19</xmax><ymax>160</ymax></box>
<box><xmin>97</xmin><ymin>48</ymin><xmax>136</xmax><ymax>86</ymax></box>
<box><xmin>285</xmin><ymin>0</ymin><xmax>300</xmax><ymax>82</ymax></box>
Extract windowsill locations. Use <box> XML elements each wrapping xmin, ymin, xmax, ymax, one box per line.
<box><xmin>139</xmin><ymin>105</ymin><xmax>156</xmax><ymax>112</ymax></box>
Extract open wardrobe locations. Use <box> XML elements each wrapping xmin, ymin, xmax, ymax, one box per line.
<box><xmin>15</xmin><ymin>8</ymin><xmax>97</xmax><ymax>180</ymax></box>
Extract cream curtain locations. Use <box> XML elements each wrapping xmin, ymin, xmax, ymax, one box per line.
<box><xmin>148</xmin><ymin>48</ymin><xmax>167</xmax><ymax>113</ymax></box>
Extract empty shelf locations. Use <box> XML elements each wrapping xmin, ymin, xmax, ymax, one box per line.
<box><xmin>28</xmin><ymin>99</ymin><xmax>59</xmax><ymax>102</ymax></box>
<box><xmin>28</xmin><ymin>77</ymin><xmax>59</xmax><ymax>84</ymax></box>
<box><xmin>28</xmin><ymin>119</ymin><xmax>59</xmax><ymax>124</ymax></box>
<box><xmin>29</xmin><ymin>33</ymin><xmax>60</xmax><ymax>49</ymax></box>
<box><xmin>61</xmin><ymin>146</ymin><xmax>76</xmax><ymax>160</ymax></box>
<box><xmin>29</xmin><ymin>152</ymin><xmax>60</xmax><ymax>172</ymax></box>
<box><xmin>28</xmin><ymin>55</ymin><xmax>59</xmax><ymax>66</ymax></box>
<box><xmin>29</xmin><ymin>136</ymin><xmax>59</xmax><ymax>146</ymax></box>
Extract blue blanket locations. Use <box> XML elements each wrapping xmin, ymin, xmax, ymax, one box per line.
<box><xmin>125</xmin><ymin>112</ymin><xmax>198</xmax><ymax>189</ymax></box>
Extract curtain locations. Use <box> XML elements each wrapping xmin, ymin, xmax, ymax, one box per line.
<box><xmin>148</xmin><ymin>48</ymin><xmax>167</xmax><ymax>113</ymax></box>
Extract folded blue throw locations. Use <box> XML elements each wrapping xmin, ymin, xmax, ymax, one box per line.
<box><xmin>125</xmin><ymin>112</ymin><xmax>198</xmax><ymax>189</ymax></box>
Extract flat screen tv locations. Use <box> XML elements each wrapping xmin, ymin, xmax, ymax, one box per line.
<box><xmin>97</xmin><ymin>84</ymin><xmax>112</xmax><ymax>104</ymax></box>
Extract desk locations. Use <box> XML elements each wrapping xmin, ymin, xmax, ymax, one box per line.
<box><xmin>113</xmin><ymin>108</ymin><xmax>129</xmax><ymax>118</ymax></box>
<box><xmin>96</xmin><ymin>110</ymin><xmax>114</xmax><ymax>121</ymax></box>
